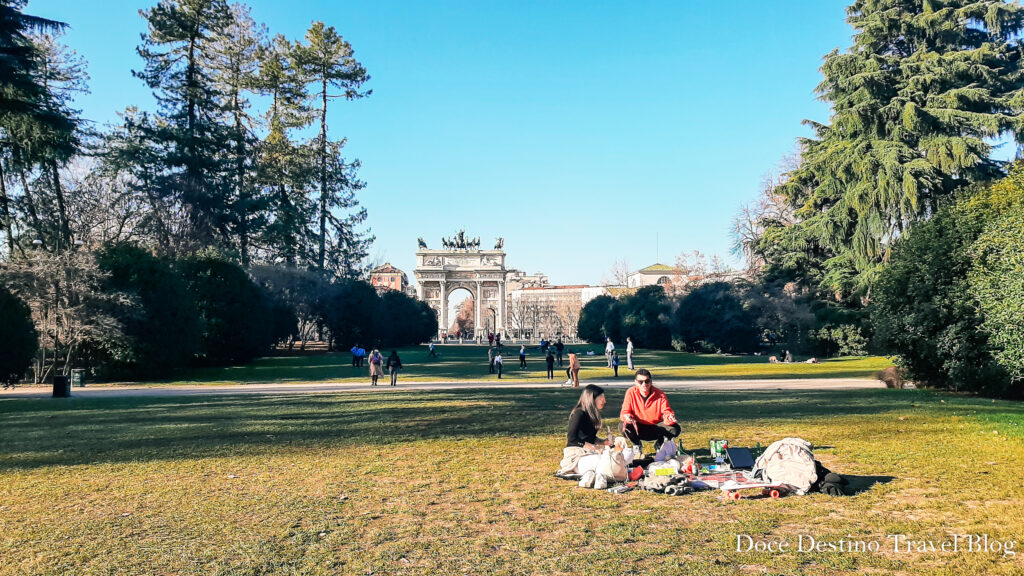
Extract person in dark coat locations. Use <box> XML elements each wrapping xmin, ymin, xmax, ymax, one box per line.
<box><xmin>386</xmin><ymin>350</ymin><xmax>402</xmax><ymax>386</ymax></box>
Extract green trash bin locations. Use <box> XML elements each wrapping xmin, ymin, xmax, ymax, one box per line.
<box><xmin>71</xmin><ymin>369</ymin><xmax>85</xmax><ymax>388</ymax></box>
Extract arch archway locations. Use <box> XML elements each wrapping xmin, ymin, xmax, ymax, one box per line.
<box><xmin>414</xmin><ymin>239</ymin><xmax>508</xmax><ymax>341</ymax></box>
<box><xmin>446</xmin><ymin>287</ymin><xmax>476</xmax><ymax>338</ymax></box>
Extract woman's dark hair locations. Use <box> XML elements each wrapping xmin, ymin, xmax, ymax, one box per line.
<box><xmin>570</xmin><ymin>384</ymin><xmax>605</xmax><ymax>429</ymax></box>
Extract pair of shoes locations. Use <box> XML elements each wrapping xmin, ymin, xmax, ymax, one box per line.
<box><xmin>578</xmin><ymin>470</ymin><xmax>596</xmax><ymax>488</ymax></box>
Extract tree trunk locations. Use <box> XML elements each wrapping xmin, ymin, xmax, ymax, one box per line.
<box><xmin>317</xmin><ymin>75</ymin><xmax>328</xmax><ymax>272</ymax></box>
<box><xmin>234</xmin><ymin>95</ymin><xmax>249</xmax><ymax>266</ymax></box>
<box><xmin>17</xmin><ymin>166</ymin><xmax>45</xmax><ymax>248</ymax></box>
<box><xmin>48</xmin><ymin>158</ymin><xmax>71</xmax><ymax>248</ymax></box>
<box><xmin>0</xmin><ymin>158</ymin><xmax>16</xmax><ymax>256</ymax></box>
<box><xmin>279</xmin><ymin>183</ymin><xmax>295</xmax><ymax>266</ymax></box>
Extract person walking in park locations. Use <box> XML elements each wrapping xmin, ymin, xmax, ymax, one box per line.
<box><xmin>350</xmin><ymin>344</ymin><xmax>360</xmax><ymax>367</ymax></box>
<box><xmin>488</xmin><ymin>332</ymin><xmax>494</xmax><ymax>346</ymax></box>
<box><xmin>488</xmin><ymin>348</ymin><xmax>496</xmax><ymax>374</ymax></box>
<box><xmin>519</xmin><ymin>344</ymin><xmax>527</xmax><ymax>368</ymax></box>
<box><xmin>612</xmin><ymin>351</ymin><xmax>620</xmax><ymax>377</ymax></box>
<box><xmin>626</xmin><ymin>337</ymin><xmax>634</xmax><ymax>370</ymax></box>
<box><xmin>494</xmin><ymin>351</ymin><xmax>503</xmax><ymax>379</ymax></box>
<box><xmin>545</xmin><ymin>349</ymin><xmax>556</xmax><ymax>379</ymax></box>
<box><xmin>555</xmin><ymin>339</ymin><xmax>564</xmax><ymax>367</ymax></box>
<box><xmin>368</xmin><ymin>349</ymin><xmax>384</xmax><ymax>386</ymax></box>
<box><xmin>568</xmin><ymin>351</ymin><xmax>581</xmax><ymax>388</ymax></box>
<box><xmin>428</xmin><ymin>342</ymin><xmax>437</xmax><ymax>358</ymax></box>
<box><xmin>386</xmin><ymin>350</ymin><xmax>402</xmax><ymax>386</ymax></box>
<box><xmin>619</xmin><ymin>369</ymin><xmax>681</xmax><ymax>453</ymax></box>
<box><xmin>605</xmin><ymin>337</ymin><xmax>615</xmax><ymax>368</ymax></box>
<box><xmin>357</xmin><ymin>346</ymin><xmax>366</xmax><ymax>367</ymax></box>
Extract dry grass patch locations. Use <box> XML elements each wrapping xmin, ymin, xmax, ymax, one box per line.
<box><xmin>1</xmin><ymin>388</ymin><xmax>1022</xmax><ymax>575</ymax></box>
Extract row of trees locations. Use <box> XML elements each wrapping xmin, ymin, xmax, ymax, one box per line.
<box><xmin>0</xmin><ymin>242</ymin><xmax>437</xmax><ymax>384</ymax></box>
<box><xmin>0</xmin><ymin>0</ymin><xmax>372</xmax><ymax>273</ymax></box>
<box><xmin>577</xmin><ymin>283</ymin><xmax>868</xmax><ymax>358</ymax></box>
<box><xmin>730</xmin><ymin>0</ymin><xmax>1024</xmax><ymax>397</ymax></box>
<box><xmin>0</xmin><ymin>1</ymin><xmax>397</xmax><ymax>383</ymax></box>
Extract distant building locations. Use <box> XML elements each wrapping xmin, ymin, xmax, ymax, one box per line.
<box><xmin>506</xmin><ymin>284</ymin><xmax>609</xmax><ymax>339</ymax></box>
<box><xmin>627</xmin><ymin>263</ymin><xmax>746</xmax><ymax>293</ymax></box>
<box><xmin>370</xmin><ymin>263</ymin><xmax>409</xmax><ymax>294</ymax></box>
<box><xmin>505</xmin><ymin>268</ymin><xmax>549</xmax><ymax>291</ymax></box>
<box><xmin>627</xmin><ymin>263</ymin><xmax>677</xmax><ymax>288</ymax></box>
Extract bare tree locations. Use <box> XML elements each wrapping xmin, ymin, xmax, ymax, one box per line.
<box><xmin>451</xmin><ymin>297</ymin><xmax>475</xmax><ymax>334</ymax></box>
<box><xmin>555</xmin><ymin>293</ymin><xmax>583</xmax><ymax>338</ymax></box>
<box><xmin>602</xmin><ymin>258</ymin><xmax>630</xmax><ymax>286</ymax></box>
<box><xmin>2</xmin><ymin>249</ymin><xmax>132</xmax><ymax>383</ymax></box>
<box><xmin>731</xmin><ymin>157</ymin><xmax>799</xmax><ymax>272</ymax></box>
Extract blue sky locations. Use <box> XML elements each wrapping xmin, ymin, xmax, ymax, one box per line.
<box><xmin>36</xmin><ymin>0</ymin><xmax>855</xmax><ymax>286</ymax></box>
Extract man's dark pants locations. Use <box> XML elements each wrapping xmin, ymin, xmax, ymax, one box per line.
<box><xmin>619</xmin><ymin>421</ymin><xmax>681</xmax><ymax>451</ymax></box>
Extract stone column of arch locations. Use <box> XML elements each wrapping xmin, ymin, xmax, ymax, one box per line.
<box><xmin>475</xmin><ymin>280</ymin><xmax>482</xmax><ymax>342</ymax></box>
<box><xmin>439</xmin><ymin>280</ymin><xmax>448</xmax><ymax>336</ymax></box>
<box><xmin>498</xmin><ymin>280</ymin><xmax>506</xmax><ymax>337</ymax></box>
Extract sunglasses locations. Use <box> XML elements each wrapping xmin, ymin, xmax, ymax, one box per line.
<box><xmin>635</xmin><ymin>378</ymin><xmax>651</xmax><ymax>385</ymax></box>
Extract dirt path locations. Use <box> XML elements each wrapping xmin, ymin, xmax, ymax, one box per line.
<box><xmin>0</xmin><ymin>377</ymin><xmax>883</xmax><ymax>399</ymax></box>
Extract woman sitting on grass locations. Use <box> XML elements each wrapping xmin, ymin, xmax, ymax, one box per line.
<box><xmin>558</xmin><ymin>384</ymin><xmax>612</xmax><ymax>488</ymax></box>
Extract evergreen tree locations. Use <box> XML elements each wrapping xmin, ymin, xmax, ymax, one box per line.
<box><xmin>134</xmin><ymin>0</ymin><xmax>234</xmax><ymax>249</ymax></box>
<box><xmin>210</xmin><ymin>3</ymin><xmax>264</xmax><ymax>265</ymax></box>
<box><xmin>294</xmin><ymin>21</ymin><xmax>372</xmax><ymax>277</ymax></box>
<box><xmin>97</xmin><ymin>107</ymin><xmax>182</xmax><ymax>252</ymax></box>
<box><xmin>771</xmin><ymin>0</ymin><xmax>1024</xmax><ymax>298</ymax></box>
<box><xmin>0</xmin><ymin>2</ymin><xmax>72</xmax><ymax>257</ymax></box>
<box><xmin>254</xmin><ymin>34</ymin><xmax>315</xmax><ymax>267</ymax></box>
<box><xmin>25</xmin><ymin>32</ymin><xmax>88</xmax><ymax>251</ymax></box>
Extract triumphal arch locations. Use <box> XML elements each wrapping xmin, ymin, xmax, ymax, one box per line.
<box><xmin>414</xmin><ymin>231</ymin><xmax>507</xmax><ymax>340</ymax></box>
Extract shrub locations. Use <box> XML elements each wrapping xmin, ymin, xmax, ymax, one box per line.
<box><xmin>178</xmin><ymin>255</ymin><xmax>273</xmax><ymax>364</ymax></box>
<box><xmin>375</xmin><ymin>290</ymin><xmax>438</xmax><ymax>347</ymax></box>
<box><xmin>969</xmin><ymin>212</ymin><xmax>1024</xmax><ymax>392</ymax></box>
<box><xmin>871</xmin><ymin>166</ymin><xmax>1024</xmax><ymax>396</ymax></box>
<box><xmin>95</xmin><ymin>243</ymin><xmax>201</xmax><ymax>378</ymax></box>
<box><xmin>814</xmin><ymin>324</ymin><xmax>868</xmax><ymax>357</ymax></box>
<box><xmin>0</xmin><ymin>285</ymin><xmax>37</xmax><ymax>386</ymax></box>
<box><xmin>321</xmin><ymin>279</ymin><xmax>378</xmax><ymax>350</ymax></box>
<box><xmin>673</xmin><ymin>282</ymin><xmax>760</xmax><ymax>353</ymax></box>
<box><xmin>876</xmin><ymin>366</ymin><xmax>904</xmax><ymax>389</ymax></box>
<box><xmin>618</xmin><ymin>285</ymin><xmax>672</xmax><ymax>349</ymax></box>
<box><xmin>577</xmin><ymin>295</ymin><xmax>617</xmax><ymax>344</ymax></box>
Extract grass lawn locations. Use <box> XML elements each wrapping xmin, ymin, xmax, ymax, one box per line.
<box><xmin>2</xmin><ymin>387</ymin><xmax>1022</xmax><ymax>575</ymax></box>
<box><xmin>145</xmin><ymin>346</ymin><xmax>894</xmax><ymax>386</ymax></box>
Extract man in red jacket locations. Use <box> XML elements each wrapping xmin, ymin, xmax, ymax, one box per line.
<box><xmin>619</xmin><ymin>369</ymin><xmax>680</xmax><ymax>453</ymax></box>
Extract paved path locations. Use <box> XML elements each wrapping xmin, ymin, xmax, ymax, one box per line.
<box><xmin>0</xmin><ymin>378</ymin><xmax>883</xmax><ymax>399</ymax></box>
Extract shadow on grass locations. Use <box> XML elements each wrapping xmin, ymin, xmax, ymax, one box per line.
<box><xmin>1</xmin><ymin>388</ymin><xmax>1020</xmax><ymax>471</ymax></box>
<box><xmin>845</xmin><ymin>475</ymin><xmax>896</xmax><ymax>496</ymax></box>
<box><xmin>137</xmin><ymin>346</ymin><xmax>874</xmax><ymax>385</ymax></box>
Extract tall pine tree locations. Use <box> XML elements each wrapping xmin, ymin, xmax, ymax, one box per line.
<box><xmin>0</xmin><ymin>1</ymin><xmax>72</xmax><ymax>257</ymax></box>
<box><xmin>254</xmin><ymin>33</ymin><xmax>314</xmax><ymax>268</ymax></box>
<box><xmin>294</xmin><ymin>21</ymin><xmax>371</xmax><ymax>277</ymax></box>
<box><xmin>134</xmin><ymin>0</ymin><xmax>233</xmax><ymax>250</ymax></box>
<box><xmin>210</xmin><ymin>3</ymin><xmax>263</xmax><ymax>265</ymax></box>
<box><xmin>770</xmin><ymin>0</ymin><xmax>1024</xmax><ymax>298</ymax></box>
